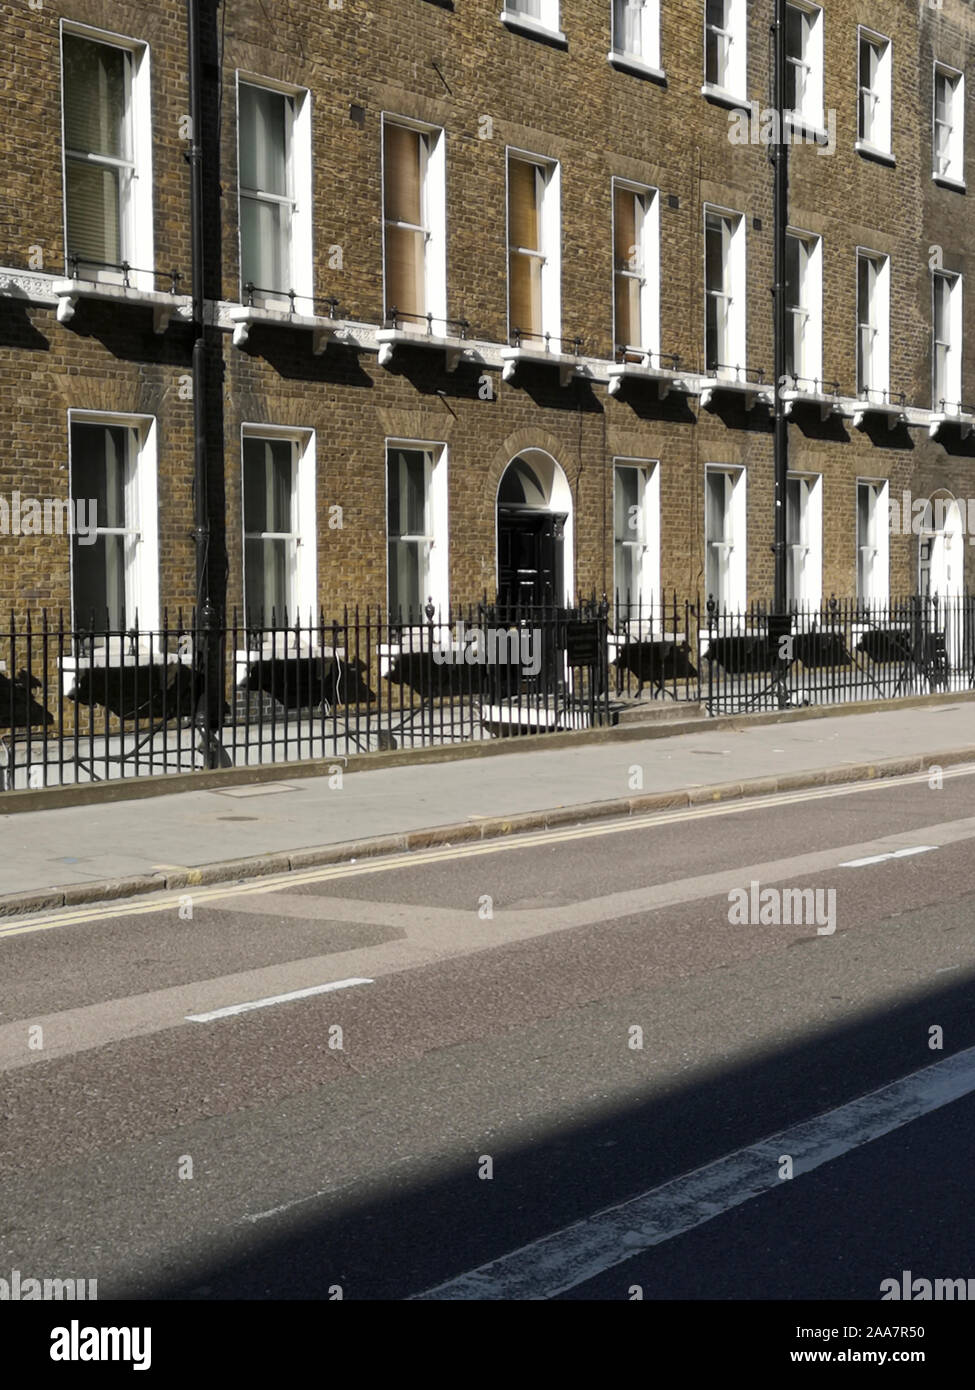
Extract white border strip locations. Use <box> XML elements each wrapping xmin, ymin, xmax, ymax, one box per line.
<box><xmin>413</xmin><ymin>1043</ymin><xmax>975</xmax><ymax>1300</ymax></box>
<box><xmin>186</xmin><ymin>977</ymin><xmax>373</xmax><ymax>1022</ymax></box>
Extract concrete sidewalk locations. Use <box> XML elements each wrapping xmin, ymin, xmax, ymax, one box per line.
<box><xmin>1</xmin><ymin>700</ymin><xmax>973</xmax><ymax>916</ymax></box>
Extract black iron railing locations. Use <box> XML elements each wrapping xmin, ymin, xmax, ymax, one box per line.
<box><xmin>65</xmin><ymin>257</ymin><xmax>184</xmax><ymax>294</ymax></box>
<box><xmin>0</xmin><ymin>600</ymin><xmax>613</xmax><ymax>792</ymax></box>
<box><xmin>610</xmin><ymin>593</ymin><xmax>975</xmax><ymax>713</ymax></box>
<box><xmin>2</xmin><ymin>596</ymin><xmax>971</xmax><ymax>793</ymax></box>
<box><xmin>384</xmin><ymin>308</ymin><xmax>471</xmax><ymax>337</ymax></box>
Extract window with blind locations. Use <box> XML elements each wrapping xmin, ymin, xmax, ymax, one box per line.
<box><xmin>239</xmin><ymin>83</ymin><xmax>294</xmax><ymax>299</ymax></box>
<box><xmin>241</xmin><ymin>429</ymin><xmax>316</xmax><ymax>624</ymax></box>
<box><xmin>70</xmin><ymin>417</ymin><xmax>158</xmax><ymax>632</ymax></box>
<box><xmin>386</xmin><ymin>444</ymin><xmax>448</xmax><ymax>619</ymax></box>
<box><xmin>507</xmin><ymin>154</ymin><xmax>559</xmax><ymax>343</ymax></box>
<box><xmin>613</xmin><ymin>182</ymin><xmax>658</xmax><ymax>357</ymax></box>
<box><xmin>236</xmin><ymin>77</ymin><xmax>312</xmax><ymax>308</ymax></box>
<box><xmin>61</xmin><ymin>28</ymin><xmax>152</xmax><ymax>283</ymax></box>
<box><xmin>243</xmin><ymin>436</ymin><xmax>298</xmax><ymax>621</ymax></box>
<box><xmin>382</xmin><ymin>120</ymin><xmax>445</xmax><ymax>327</ymax></box>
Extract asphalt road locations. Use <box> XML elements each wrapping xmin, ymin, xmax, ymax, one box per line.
<box><xmin>2</xmin><ymin>764</ymin><xmax>975</xmax><ymax>1302</ymax></box>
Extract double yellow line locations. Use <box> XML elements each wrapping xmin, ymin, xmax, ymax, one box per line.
<box><xmin>2</xmin><ymin>763</ymin><xmax>972</xmax><ymax>940</ymax></box>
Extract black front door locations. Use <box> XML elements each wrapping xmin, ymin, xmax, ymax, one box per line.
<box><xmin>497</xmin><ymin>510</ymin><xmax>565</xmax><ymax>610</ymax></box>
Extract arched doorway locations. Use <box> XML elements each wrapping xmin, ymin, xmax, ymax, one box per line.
<box><xmin>496</xmin><ymin>451</ymin><xmax>573</xmax><ymax>609</ymax></box>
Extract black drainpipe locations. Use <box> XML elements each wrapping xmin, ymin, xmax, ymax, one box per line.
<box><xmin>187</xmin><ymin>0</ymin><xmax>225</xmax><ymax>764</ymax></box>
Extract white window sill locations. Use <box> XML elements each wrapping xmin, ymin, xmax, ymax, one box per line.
<box><xmin>51</xmin><ymin>278</ymin><xmax>189</xmax><ymax>334</ymax></box>
<box><xmin>607</xmin><ymin>51</ymin><xmax>665</xmax><ymax>83</ymax></box>
<box><xmin>376</xmin><ymin>326</ymin><xmax>473</xmax><ymax>372</ymax></box>
<box><xmin>235</xmin><ymin>638</ymin><xmax>344</xmax><ymax>664</ymax></box>
<box><xmin>699</xmin><ymin>375</ymin><xmax>773</xmax><ymax>410</ymax></box>
<box><xmin>933</xmin><ymin>171</ymin><xmax>966</xmax><ymax>192</ymax></box>
<box><xmin>700</xmin><ymin>82</ymin><xmax>750</xmax><ymax>111</ymax></box>
<box><xmin>855</xmin><ymin>139</ymin><xmax>895</xmax><ymax>166</ymax></box>
<box><xmin>499</xmin><ymin>12</ymin><xmax>567</xmax><ymax>47</ymax></box>
<box><xmin>606</xmin><ymin>358</ymin><xmax>690</xmax><ymax>398</ymax></box>
<box><xmin>850</xmin><ymin>399</ymin><xmax>905</xmax><ymax>430</ymax></box>
<box><xmin>501</xmin><ymin>343</ymin><xmax>581</xmax><ymax>387</ymax></box>
<box><xmin>229</xmin><ymin>303</ymin><xmax>346</xmax><ymax>354</ymax></box>
<box><xmin>928</xmin><ymin>409</ymin><xmax>974</xmax><ymax>440</ymax></box>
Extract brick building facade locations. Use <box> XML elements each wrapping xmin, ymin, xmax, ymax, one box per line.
<box><xmin>1</xmin><ymin>0</ymin><xmax>973</xmax><ymax>630</ymax></box>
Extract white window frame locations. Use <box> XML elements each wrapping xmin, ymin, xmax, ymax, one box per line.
<box><xmin>856</xmin><ymin>248</ymin><xmax>890</xmax><ymax>401</ymax></box>
<box><xmin>380</xmin><ymin>115</ymin><xmax>447</xmax><ymax>329</ymax></box>
<box><xmin>385</xmin><ymin>440</ymin><xmax>449</xmax><ymax>619</ymax></box>
<box><xmin>506</xmin><ymin>150</ymin><xmax>561</xmax><ymax>346</ymax></box>
<box><xmin>613</xmin><ymin>459</ymin><xmax>661</xmax><ymax>626</ymax></box>
<box><xmin>932</xmin><ymin>268</ymin><xmax>963</xmax><ymax>412</ymax></box>
<box><xmin>856</xmin><ymin>478</ymin><xmax>889</xmax><ymax>606</ymax></box>
<box><xmin>704</xmin><ymin>205</ymin><xmax>746</xmax><ymax>380</ymax></box>
<box><xmin>856</xmin><ymin>28</ymin><xmax>892</xmax><ymax>159</ymax></box>
<box><xmin>784</xmin><ymin>2</ymin><xmax>824</xmax><ymax>133</ymax></box>
<box><xmin>235</xmin><ymin>73</ymin><xmax>313</xmax><ymax>311</ymax></box>
<box><xmin>500</xmin><ymin>0</ymin><xmax>566</xmax><ymax>45</ymax></box>
<box><xmin>705</xmin><ymin>464</ymin><xmax>746</xmax><ymax>614</ymax></box>
<box><xmin>703</xmin><ymin>0</ymin><xmax>747</xmax><ymax>105</ymax></box>
<box><xmin>67</xmin><ymin>410</ymin><xmax>159</xmax><ymax>633</ymax></box>
<box><xmin>60</xmin><ymin>22</ymin><xmax>154</xmax><ymax>291</ymax></box>
<box><xmin>610</xmin><ymin>0</ymin><xmax>662</xmax><ymax>78</ymax></box>
<box><xmin>785</xmin><ymin>472</ymin><xmax>822</xmax><ymax>611</ymax></box>
<box><xmin>612</xmin><ymin>179</ymin><xmax>660</xmax><ymax>359</ymax></box>
<box><xmin>785</xmin><ymin>228</ymin><xmax>822</xmax><ymax>388</ymax></box>
<box><xmin>933</xmin><ymin>63</ymin><xmax>965</xmax><ymax>188</ymax></box>
<box><xmin>240</xmin><ymin>426</ymin><xmax>317</xmax><ymax>624</ymax></box>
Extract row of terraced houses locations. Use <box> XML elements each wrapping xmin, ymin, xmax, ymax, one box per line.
<box><xmin>1</xmin><ymin>0</ymin><xmax>975</xmax><ymax>640</ymax></box>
